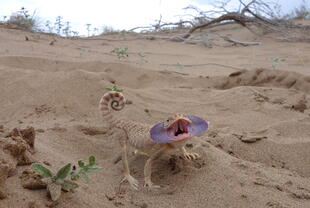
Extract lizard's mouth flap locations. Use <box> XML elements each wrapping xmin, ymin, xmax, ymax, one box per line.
<box><xmin>150</xmin><ymin>115</ymin><xmax>209</xmax><ymax>143</ymax></box>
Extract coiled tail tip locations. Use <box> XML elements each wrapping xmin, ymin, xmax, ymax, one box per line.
<box><xmin>99</xmin><ymin>91</ymin><xmax>126</xmax><ymax>112</ymax></box>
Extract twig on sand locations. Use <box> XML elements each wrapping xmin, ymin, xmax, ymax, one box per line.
<box><xmin>217</xmin><ymin>34</ymin><xmax>261</xmax><ymax>46</ymax></box>
<box><xmin>247</xmin><ymin>87</ymin><xmax>269</xmax><ymax>101</ymax></box>
<box><xmin>160</xmin><ymin>63</ymin><xmax>246</xmax><ymax>71</ymax></box>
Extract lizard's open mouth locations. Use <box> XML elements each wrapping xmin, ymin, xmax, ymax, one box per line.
<box><xmin>166</xmin><ymin>118</ymin><xmax>191</xmax><ymax>141</ymax></box>
<box><xmin>150</xmin><ymin>115</ymin><xmax>209</xmax><ymax>143</ymax></box>
<box><xmin>170</xmin><ymin>119</ymin><xmax>190</xmax><ymax>137</ymax></box>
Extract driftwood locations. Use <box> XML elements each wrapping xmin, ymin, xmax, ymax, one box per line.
<box><xmin>218</xmin><ymin>34</ymin><xmax>261</xmax><ymax>46</ymax></box>
<box><xmin>160</xmin><ymin>63</ymin><xmax>245</xmax><ymax>71</ymax></box>
<box><xmin>129</xmin><ymin>0</ymin><xmax>310</xmax><ymax>44</ymax></box>
<box><xmin>182</xmin><ymin>12</ymin><xmax>253</xmax><ymax>39</ymax></box>
<box><xmin>180</xmin><ymin>0</ymin><xmax>310</xmax><ymax>42</ymax></box>
<box><xmin>129</xmin><ymin>20</ymin><xmax>194</xmax><ymax>32</ymax></box>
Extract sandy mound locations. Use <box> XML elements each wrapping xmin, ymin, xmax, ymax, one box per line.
<box><xmin>216</xmin><ymin>68</ymin><xmax>310</xmax><ymax>93</ymax></box>
<box><xmin>0</xmin><ymin>25</ymin><xmax>310</xmax><ymax>208</ymax></box>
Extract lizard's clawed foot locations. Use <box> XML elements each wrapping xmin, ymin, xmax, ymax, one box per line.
<box><xmin>183</xmin><ymin>152</ymin><xmax>200</xmax><ymax>160</ymax></box>
<box><xmin>121</xmin><ymin>174</ymin><xmax>139</xmax><ymax>190</ymax></box>
<box><xmin>144</xmin><ymin>180</ymin><xmax>161</xmax><ymax>189</ymax></box>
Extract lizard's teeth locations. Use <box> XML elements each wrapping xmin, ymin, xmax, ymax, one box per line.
<box><xmin>178</xmin><ymin>122</ymin><xmax>182</xmax><ymax>131</ymax></box>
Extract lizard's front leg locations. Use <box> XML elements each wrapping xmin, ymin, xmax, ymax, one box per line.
<box><xmin>181</xmin><ymin>147</ymin><xmax>200</xmax><ymax>160</ymax></box>
<box><xmin>144</xmin><ymin>146</ymin><xmax>168</xmax><ymax>189</ymax></box>
<box><xmin>119</xmin><ymin>131</ymin><xmax>139</xmax><ymax>190</ymax></box>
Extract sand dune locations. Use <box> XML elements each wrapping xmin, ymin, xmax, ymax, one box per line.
<box><xmin>0</xmin><ymin>24</ymin><xmax>310</xmax><ymax>208</ymax></box>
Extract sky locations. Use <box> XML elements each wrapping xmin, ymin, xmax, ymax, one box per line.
<box><xmin>0</xmin><ymin>0</ymin><xmax>307</xmax><ymax>36</ymax></box>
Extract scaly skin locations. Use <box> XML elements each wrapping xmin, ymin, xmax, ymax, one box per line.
<box><xmin>99</xmin><ymin>91</ymin><xmax>200</xmax><ymax>189</ymax></box>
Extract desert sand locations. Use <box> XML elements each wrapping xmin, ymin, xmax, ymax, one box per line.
<box><xmin>0</xmin><ymin>23</ymin><xmax>310</xmax><ymax>208</ymax></box>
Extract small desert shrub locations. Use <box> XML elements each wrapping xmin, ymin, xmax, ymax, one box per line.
<box><xmin>101</xmin><ymin>25</ymin><xmax>120</xmax><ymax>35</ymax></box>
<box><xmin>111</xmin><ymin>47</ymin><xmax>129</xmax><ymax>59</ymax></box>
<box><xmin>270</xmin><ymin>57</ymin><xmax>285</xmax><ymax>69</ymax></box>
<box><xmin>6</xmin><ymin>7</ymin><xmax>37</xmax><ymax>31</ymax></box>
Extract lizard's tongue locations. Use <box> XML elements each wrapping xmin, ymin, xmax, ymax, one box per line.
<box><xmin>150</xmin><ymin>115</ymin><xmax>209</xmax><ymax>143</ymax></box>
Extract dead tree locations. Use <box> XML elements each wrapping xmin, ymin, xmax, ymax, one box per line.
<box><xmin>130</xmin><ymin>0</ymin><xmax>310</xmax><ymax>44</ymax></box>
<box><xmin>181</xmin><ymin>0</ymin><xmax>310</xmax><ymax>42</ymax></box>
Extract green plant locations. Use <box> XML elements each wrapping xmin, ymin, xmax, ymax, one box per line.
<box><xmin>270</xmin><ymin>57</ymin><xmax>285</xmax><ymax>69</ymax></box>
<box><xmin>31</xmin><ymin>156</ymin><xmax>102</xmax><ymax>201</ymax></box>
<box><xmin>138</xmin><ymin>52</ymin><xmax>148</xmax><ymax>63</ymax></box>
<box><xmin>70</xmin><ymin>156</ymin><xmax>102</xmax><ymax>183</ymax></box>
<box><xmin>111</xmin><ymin>47</ymin><xmax>129</xmax><ymax>59</ymax></box>
<box><xmin>106</xmin><ymin>85</ymin><xmax>123</xmax><ymax>92</ymax></box>
<box><xmin>176</xmin><ymin>62</ymin><xmax>184</xmax><ymax>69</ymax></box>
<box><xmin>138</xmin><ymin>52</ymin><xmax>146</xmax><ymax>57</ymax></box>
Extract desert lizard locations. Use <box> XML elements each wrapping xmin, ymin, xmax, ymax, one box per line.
<box><xmin>99</xmin><ymin>91</ymin><xmax>208</xmax><ymax>189</ymax></box>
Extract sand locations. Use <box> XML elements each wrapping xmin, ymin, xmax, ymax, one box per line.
<box><xmin>0</xmin><ymin>23</ymin><xmax>310</xmax><ymax>208</ymax></box>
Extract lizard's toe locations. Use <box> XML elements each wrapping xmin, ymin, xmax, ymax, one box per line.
<box><xmin>192</xmin><ymin>153</ymin><xmax>200</xmax><ymax>160</ymax></box>
<box><xmin>121</xmin><ymin>175</ymin><xmax>139</xmax><ymax>190</ymax></box>
<box><xmin>184</xmin><ymin>153</ymin><xmax>200</xmax><ymax>160</ymax></box>
<box><xmin>144</xmin><ymin>181</ymin><xmax>161</xmax><ymax>189</ymax></box>
<box><xmin>185</xmin><ymin>154</ymin><xmax>192</xmax><ymax>160</ymax></box>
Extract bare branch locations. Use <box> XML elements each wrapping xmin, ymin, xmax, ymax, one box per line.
<box><xmin>182</xmin><ymin>12</ymin><xmax>253</xmax><ymax>38</ymax></box>
<box><xmin>217</xmin><ymin>34</ymin><xmax>261</xmax><ymax>46</ymax></box>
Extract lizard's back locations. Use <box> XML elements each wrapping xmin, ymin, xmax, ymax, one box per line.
<box><xmin>99</xmin><ymin>91</ymin><xmax>162</xmax><ymax>155</ymax></box>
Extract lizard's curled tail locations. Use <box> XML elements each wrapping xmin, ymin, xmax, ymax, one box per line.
<box><xmin>99</xmin><ymin>91</ymin><xmax>126</xmax><ymax>127</ymax></box>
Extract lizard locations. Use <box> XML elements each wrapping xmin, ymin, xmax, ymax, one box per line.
<box><xmin>99</xmin><ymin>90</ymin><xmax>209</xmax><ymax>190</ymax></box>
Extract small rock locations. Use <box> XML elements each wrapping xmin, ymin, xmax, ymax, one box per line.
<box><xmin>105</xmin><ymin>193</ymin><xmax>115</xmax><ymax>201</ymax></box>
<box><xmin>20</xmin><ymin>127</ymin><xmax>36</xmax><ymax>148</ymax></box>
<box><xmin>240</xmin><ymin>136</ymin><xmax>267</xmax><ymax>143</ymax></box>
<box><xmin>43</xmin><ymin>161</ymin><xmax>51</xmax><ymax>166</ymax></box>
<box><xmin>134</xmin><ymin>202</ymin><xmax>148</xmax><ymax>208</ymax></box>
<box><xmin>49</xmin><ymin>127</ymin><xmax>67</xmax><ymax>132</ymax></box>
<box><xmin>28</xmin><ymin>201</ymin><xmax>41</xmax><ymax>208</ymax></box>
<box><xmin>240</xmin><ymin>194</ymin><xmax>247</xmax><ymax>199</ymax></box>
<box><xmin>36</xmin><ymin>129</ymin><xmax>45</xmax><ymax>133</ymax></box>
<box><xmin>272</xmin><ymin>98</ymin><xmax>285</xmax><ymax>104</ymax></box>
<box><xmin>229</xmin><ymin>70</ymin><xmax>246</xmax><ymax>77</ymax></box>
<box><xmin>291</xmin><ymin>95</ymin><xmax>308</xmax><ymax>113</ymax></box>
<box><xmin>0</xmin><ymin>163</ymin><xmax>9</xmax><ymax>199</ymax></box>
<box><xmin>21</xmin><ymin>169</ymin><xmax>47</xmax><ymax>190</ymax></box>
<box><xmin>4</xmin><ymin>136</ymin><xmax>35</xmax><ymax>165</ymax></box>
<box><xmin>45</xmin><ymin>201</ymin><xmax>59</xmax><ymax>208</ymax></box>
<box><xmin>234</xmin><ymin>132</ymin><xmax>267</xmax><ymax>143</ymax></box>
<box><xmin>113</xmin><ymin>201</ymin><xmax>124</xmax><ymax>207</ymax></box>
<box><xmin>125</xmin><ymin>100</ymin><xmax>133</xmax><ymax>105</ymax></box>
<box><xmin>77</xmin><ymin>126</ymin><xmax>106</xmax><ymax>136</ymax></box>
<box><xmin>292</xmin><ymin>103</ymin><xmax>307</xmax><ymax>113</ymax></box>
<box><xmin>140</xmin><ymin>203</ymin><xmax>148</xmax><ymax>208</ymax></box>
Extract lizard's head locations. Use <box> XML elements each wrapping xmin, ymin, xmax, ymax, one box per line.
<box><xmin>150</xmin><ymin>113</ymin><xmax>209</xmax><ymax>143</ymax></box>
